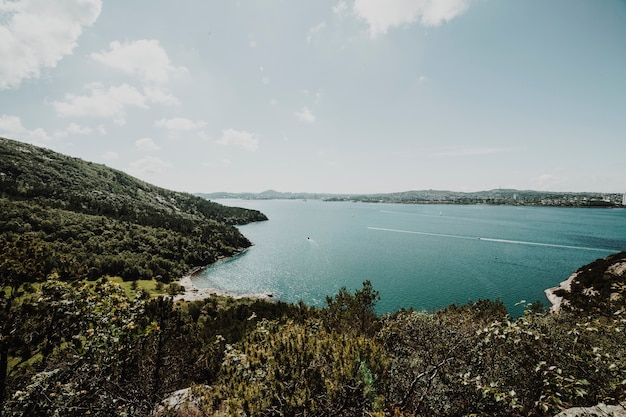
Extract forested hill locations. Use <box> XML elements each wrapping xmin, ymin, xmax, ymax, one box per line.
<box><xmin>0</xmin><ymin>136</ymin><xmax>267</xmax><ymax>281</ymax></box>
<box><xmin>0</xmin><ymin>137</ymin><xmax>266</xmax><ymax>226</ymax></box>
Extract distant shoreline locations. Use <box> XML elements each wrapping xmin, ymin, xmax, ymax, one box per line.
<box><xmin>200</xmin><ymin>189</ymin><xmax>626</xmax><ymax>208</ymax></box>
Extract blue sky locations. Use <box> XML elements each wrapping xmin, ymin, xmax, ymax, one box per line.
<box><xmin>1</xmin><ymin>0</ymin><xmax>625</xmax><ymax>194</ymax></box>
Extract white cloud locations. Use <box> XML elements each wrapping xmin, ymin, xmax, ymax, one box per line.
<box><xmin>0</xmin><ymin>114</ymin><xmax>50</xmax><ymax>141</ymax></box>
<box><xmin>304</xmin><ymin>88</ymin><xmax>323</xmax><ymax>103</ymax></box>
<box><xmin>0</xmin><ymin>0</ymin><xmax>102</xmax><ymax>90</ymax></box>
<box><xmin>52</xmin><ymin>83</ymin><xmax>148</xmax><ymax>118</ymax></box>
<box><xmin>0</xmin><ymin>114</ymin><xmax>28</xmax><ymax>135</ymax></box>
<box><xmin>129</xmin><ymin>155</ymin><xmax>169</xmax><ymax>175</ymax></box>
<box><xmin>91</xmin><ymin>39</ymin><xmax>187</xmax><ymax>84</ymax></box>
<box><xmin>135</xmin><ymin>137</ymin><xmax>160</xmax><ymax>152</ymax></box>
<box><xmin>113</xmin><ymin>117</ymin><xmax>127</xmax><ymax>126</ymax></box>
<box><xmin>54</xmin><ymin>122</ymin><xmax>93</xmax><ymax>137</ymax></box>
<box><xmin>353</xmin><ymin>0</ymin><xmax>470</xmax><ymax>37</ymax></box>
<box><xmin>294</xmin><ymin>106</ymin><xmax>316</xmax><ymax>123</ymax></box>
<box><xmin>333</xmin><ymin>1</ymin><xmax>349</xmax><ymax>15</ymax></box>
<box><xmin>307</xmin><ymin>22</ymin><xmax>327</xmax><ymax>44</ymax></box>
<box><xmin>155</xmin><ymin>117</ymin><xmax>207</xmax><ymax>131</ymax></box>
<box><xmin>143</xmin><ymin>86</ymin><xmax>180</xmax><ymax>106</ymax></box>
<box><xmin>217</xmin><ymin>128</ymin><xmax>259</xmax><ymax>151</ymax></box>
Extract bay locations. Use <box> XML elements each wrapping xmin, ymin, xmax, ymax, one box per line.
<box><xmin>195</xmin><ymin>200</ymin><xmax>626</xmax><ymax>317</ymax></box>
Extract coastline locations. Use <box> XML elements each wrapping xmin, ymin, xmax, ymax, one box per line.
<box><xmin>173</xmin><ymin>248</ymin><xmax>274</xmax><ymax>302</ymax></box>
<box><xmin>173</xmin><ymin>268</ymin><xmax>273</xmax><ymax>302</ymax></box>
<box><xmin>544</xmin><ymin>271</ymin><xmax>578</xmax><ymax>314</ymax></box>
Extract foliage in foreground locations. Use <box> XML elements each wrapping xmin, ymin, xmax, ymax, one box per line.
<box><xmin>2</xmin><ymin>272</ymin><xmax>626</xmax><ymax>416</ymax></box>
<box><xmin>170</xmin><ymin>293</ymin><xmax>626</xmax><ymax>417</ymax></box>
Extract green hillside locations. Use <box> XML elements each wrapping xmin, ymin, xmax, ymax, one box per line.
<box><xmin>0</xmin><ymin>136</ymin><xmax>267</xmax><ymax>281</ymax></box>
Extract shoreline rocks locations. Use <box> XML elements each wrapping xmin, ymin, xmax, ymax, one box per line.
<box><xmin>544</xmin><ymin>271</ymin><xmax>579</xmax><ymax>314</ymax></box>
<box><xmin>545</xmin><ymin>253</ymin><xmax>626</xmax><ymax>315</ymax></box>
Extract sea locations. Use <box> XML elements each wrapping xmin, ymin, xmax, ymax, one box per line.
<box><xmin>194</xmin><ymin>199</ymin><xmax>626</xmax><ymax>317</ymax></box>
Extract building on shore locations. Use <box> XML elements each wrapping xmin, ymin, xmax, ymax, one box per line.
<box><xmin>622</xmin><ymin>193</ymin><xmax>626</xmax><ymax>206</ymax></box>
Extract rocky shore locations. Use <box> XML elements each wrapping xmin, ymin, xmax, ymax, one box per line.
<box><xmin>544</xmin><ymin>271</ymin><xmax>579</xmax><ymax>314</ymax></box>
<box><xmin>545</xmin><ymin>253</ymin><xmax>626</xmax><ymax>315</ymax></box>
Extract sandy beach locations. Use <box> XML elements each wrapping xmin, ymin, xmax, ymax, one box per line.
<box><xmin>173</xmin><ymin>274</ymin><xmax>273</xmax><ymax>302</ymax></box>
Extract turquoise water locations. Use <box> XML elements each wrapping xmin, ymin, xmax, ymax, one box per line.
<box><xmin>196</xmin><ymin>200</ymin><xmax>626</xmax><ymax>316</ymax></box>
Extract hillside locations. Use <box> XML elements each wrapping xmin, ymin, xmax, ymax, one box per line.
<box><xmin>0</xmin><ymin>136</ymin><xmax>267</xmax><ymax>281</ymax></box>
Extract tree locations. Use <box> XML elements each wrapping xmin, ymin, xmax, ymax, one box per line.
<box><xmin>7</xmin><ymin>279</ymin><xmax>153</xmax><ymax>415</ymax></box>
<box><xmin>188</xmin><ymin>319</ymin><xmax>388</xmax><ymax>416</ymax></box>
<box><xmin>323</xmin><ymin>280</ymin><xmax>380</xmax><ymax>336</ymax></box>
<box><xmin>0</xmin><ymin>234</ymin><xmax>55</xmax><ymax>408</ymax></box>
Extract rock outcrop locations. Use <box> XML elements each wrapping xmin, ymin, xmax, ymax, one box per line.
<box><xmin>545</xmin><ymin>252</ymin><xmax>626</xmax><ymax>315</ymax></box>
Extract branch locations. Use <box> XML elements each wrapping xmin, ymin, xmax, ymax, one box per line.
<box><xmin>399</xmin><ymin>357</ymin><xmax>454</xmax><ymax>409</ymax></box>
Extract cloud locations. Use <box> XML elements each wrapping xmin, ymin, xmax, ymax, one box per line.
<box><xmin>294</xmin><ymin>107</ymin><xmax>316</xmax><ymax>123</ymax></box>
<box><xmin>307</xmin><ymin>22</ymin><xmax>327</xmax><ymax>44</ymax></box>
<box><xmin>129</xmin><ymin>155</ymin><xmax>169</xmax><ymax>175</ymax></box>
<box><xmin>217</xmin><ymin>128</ymin><xmax>259</xmax><ymax>151</ymax></box>
<box><xmin>135</xmin><ymin>137</ymin><xmax>160</xmax><ymax>152</ymax></box>
<box><xmin>0</xmin><ymin>114</ymin><xmax>50</xmax><ymax>141</ymax></box>
<box><xmin>52</xmin><ymin>83</ymin><xmax>148</xmax><ymax>120</ymax></box>
<box><xmin>53</xmin><ymin>122</ymin><xmax>93</xmax><ymax>138</ymax></box>
<box><xmin>0</xmin><ymin>0</ymin><xmax>102</xmax><ymax>90</ymax></box>
<box><xmin>89</xmin><ymin>41</ymin><xmax>183</xmax><ymax>107</ymax></box>
<box><xmin>155</xmin><ymin>117</ymin><xmax>207</xmax><ymax>131</ymax></box>
<box><xmin>143</xmin><ymin>86</ymin><xmax>180</xmax><ymax>106</ymax></box>
<box><xmin>91</xmin><ymin>39</ymin><xmax>187</xmax><ymax>84</ymax></box>
<box><xmin>353</xmin><ymin>0</ymin><xmax>470</xmax><ymax>37</ymax></box>
<box><xmin>333</xmin><ymin>1</ymin><xmax>349</xmax><ymax>15</ymax></box>
<box><xmin>304</xmin><ymin>89</ymin><xmax>323</xmax><ymax>104</ymax></box>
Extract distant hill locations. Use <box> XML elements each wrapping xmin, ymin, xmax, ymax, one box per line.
<box><xmin>201</xmin><ymin>188</ymin><xmax>625</xmax><ymax>207</ymax></box>
<box><xmin>0</xmin><ymin>137</ymin><xmax>267</xmax><ymax>282</ymax></box>
<box><xmin>197</xmin><ymin>189</ymin><xmax>337</xmax><ymax>200</ymax></box>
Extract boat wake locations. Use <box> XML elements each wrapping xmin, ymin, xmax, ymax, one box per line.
<box><xmin>367</xmin><ymin>226</ymin><xmax>614</xmax><ymax>253</ymax></box>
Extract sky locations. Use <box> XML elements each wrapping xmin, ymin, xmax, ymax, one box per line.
<box><xmin>1</xmin><ymin>0</ymin><xmax>625</xmax><ymax>195</ymax></box>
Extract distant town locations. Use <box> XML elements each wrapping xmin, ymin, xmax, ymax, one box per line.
<box><xmin>199</xmin><ymin>189</ymin><xmax>626</xmax><ymax>208</ymax></box>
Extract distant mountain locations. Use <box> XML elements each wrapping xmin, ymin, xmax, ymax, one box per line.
<box><xmin>0</xmin><ymin>137</ymin><xmax>267</xmax><ymax>282</ymax></box>
<box><xmin>197</xmin><ymin>190</ymin><xmax>338</xmax><ymax>200</ymax></box>
<box><xmin>200</xmin><ymin>188</ymin><xmax>624</xmax><ymax>207</ymax></box>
